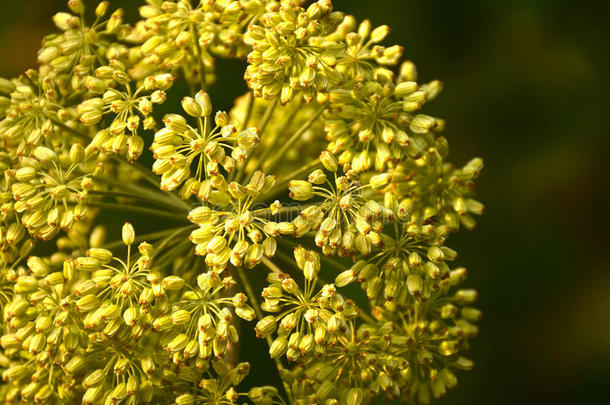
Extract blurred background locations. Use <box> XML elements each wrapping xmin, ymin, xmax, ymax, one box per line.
<box><xmin>1</xmin><ymin>0</ymin><xmax>609</xmax><ymax>404</ymax></box>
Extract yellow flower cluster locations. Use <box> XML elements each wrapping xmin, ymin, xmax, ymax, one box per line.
<box><xmin>0</xmin><ymin>1</ymin><xmax>484</xmax><ymax>404</ymax></box>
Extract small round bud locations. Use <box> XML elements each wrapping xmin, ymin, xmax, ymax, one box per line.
<box><xmin>95</xmin><ymin>1</ymin><xmax>109</xmax><ymax>17</ymax></box>
<box><xmin>195</xmin><ymin>90</ymin><xmax>212</xmax><ymax>116</ymax></box>
<box><xmin>122</xmin><ymin>222</ymin><xmax>135</xmax><ymax>245</ymax></box>
<box><xmin>319</xmin><ymin>151</ymin><xmax>338</xmax><ymax>172</ymax></box>
<box><xmin>181</xmin><ymin>97</ymin><xmax>202</xmax><ymax>117</ymax></box>
<box><xmin>369</xmin><ymin>173</ymin><xmax>391</xmax><ymax>189</ymax></box>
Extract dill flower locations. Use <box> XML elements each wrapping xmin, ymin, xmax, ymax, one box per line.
<box><xmin>157</xmin><ymin>270</ymin><xmax>256</xmax><ymax>363</ymax></box>
<box><xmin>0</xmin><ymin>1</ymin><xmax>484</xmax><ymax>404</ymax></box>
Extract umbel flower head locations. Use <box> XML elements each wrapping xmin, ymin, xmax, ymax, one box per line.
<box><xmin>0</xmin><ymin>1</ymin><xmax>484</xmax><ymax>404</ymax></box>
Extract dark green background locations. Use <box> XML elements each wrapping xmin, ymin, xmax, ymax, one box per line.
<box><xmin>1</xmin><ymin>1</ymin><xmax>609</xmax><ymax>404</ymax></box>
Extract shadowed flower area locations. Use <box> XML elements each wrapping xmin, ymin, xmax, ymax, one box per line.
<box><xmin>0</xmin><ymin>0</ymin><xmax>608</xmax><ymax>404</ymax></box>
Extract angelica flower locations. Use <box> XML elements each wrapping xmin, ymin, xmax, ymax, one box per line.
<box><xmin>38</xmin><ymin>2</ymin><xmax>122</xmax><ymax>78</ymax></box>
<box><xmin>11</xmin><ymin>145</ymin><xmax>92</xmax><ymax>239</ymax></box>
<box><xmin>325</xmin><ymin>69</ymin><xmax>444</xmax><ymax>173</ymax></box>
<box><xmin>256</xmin><ymin>247</ymin><xmax>358</xmax><ymax>361</ymax></box>
<box><xmin>336</xmin><ymin>221</ymin><xmax>457</xmax><ymax>307</ymax></box>
<box><xmin>330</xmin><ymin>17</ymin><xmax>403</xmax><ymax>82</ymax></box>
<box><xmin>158</xmin><ymin>270</ymin><xmax>255</xmax><ymax>363</ymax></box>
<box><xmin>151</xmin><ymin>91</ymin><xmax>258</xmax><ymax>192</ymax></box>
<box><xmin>77</xmin><ymin>63</ymin><xmax>170</xmax><ymax>160</ymax></box>
<box><xmin>187</xmin><ymin>170</ymin><xmax>278</xmax><ymax>270</ymax></box>
<box><xmin>244</xmin><ymin>0</ymin><xmax>344</xmax><ymax>103</ymax></box>
<box><xmin>387</xmin><ymin>154</ymin><xmax>485</xmax><ymax>231</ymax></box>
<box><xmin>290</xmin><ymin>167</ymin><xmax>392</xmax><ymax>256</ymax></box>
<box><xmin>0</xmin><ymin>1</ymin><xmax>485</xmax><ymax>404</ymax></box>
<box><xmin>290</xmin><ymin>321</ymin><xmax>403</xmax><ymax>403</ymax></box>
<box><xmin>379</xmin><ymin>268</ymin><xmax>481</xmax><ymax>404</ymax></box>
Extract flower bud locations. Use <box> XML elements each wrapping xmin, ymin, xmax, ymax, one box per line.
<box><xmin>255</xmin><ymin>315</ymin><xmax>276</xmax><ymax>338</ymax></box>
<box><xmin>196</xmin><ymin>90</ymin><xmax>212</xmax><ymax>116</ymax></box>
<box><xmin>175</xmin><ymin>394</ymin><xmax>195</xmax><ymax>405</ymax></box>
<box><xmin>347</xmin><ymin>387</ymin><xmax>364</xmax><ymax>405</ymax></box>
<box><xmin>455</xmin><ymin>289</ymin><xmax>478</xmax><ymax>304</ymax></box>
<box><xmin>407</xmin><ymin>274</ymin><xmax>423</xmax><ymax>297</ymax></box>
<box><xmin>95</xmin><ymin>1</ymin><xmax>109</xmax><ymax>17</ymax></box>
<box><xmin>122</xmin><ymin>222</ymin><xmax>135</xmax><ymax>245</ymax></box>
<box><xmin>288</xmin><ymin>180</ymin><xmax>313</xmax><ymax>201</ymax></box>
<box><xmin>335</xmin><ymin>269</ymin><xmax>357</xmax><ymax>287</ymax></box>
<box><xmin>181</xmin><ymin>97</ymin><xmax>202</xmax><ymax>117</ymax></box>
<box><xmin>455</xmin><ymin>356</ymin><xmax>475</xmax><ymax>370</ymax></box>
<box><xmin>269</xmin><ymin>336</ymin><xmax>288</xmax><ymax>359</ymax></box>
<box><xmin>369</xmin><ymin>173</ymin><xmax>391</xmax><ymax>189</ymax></box>
<box><xmin>319</xmin><ymin>151</ymin><xmax>338</xmax><ymax>172</ymax></box>
<box><xmin>167</xmin><ymin>333</ymin><xmax>188</xmax><ymax>352</ymax></box>
<box><xmin>162</xmin><ymin>276</ymin><xmax>185</xmax><ymax>290</ymax></box>
<box><xmin>370</xmin><ymin>25</ymin><xmax>390</xmax><ymax>43</ymax></box>
<box><xmin>33</xmin><ymin>146</ymin><xmax>57</xmax><ymax>163</ymax></box>
<box><xmin>170</xmin><ymin>309</ymin><xmax>191</xmax><ymax>325</ymax></box>
<box><xmin>308</xmin><ymin>169</ymin><xmax>326</xmax><ymax>184</ymax></box>
<box><xmin>65</xmin><ymin>355</ymin><xmax>86</xmax><ymax>374</ymax></box>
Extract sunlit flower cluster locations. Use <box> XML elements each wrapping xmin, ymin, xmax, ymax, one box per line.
<box><xmin>0</xmin><ymin>1</ymin><xmax>484</xmax><ymax>404</ymax></box>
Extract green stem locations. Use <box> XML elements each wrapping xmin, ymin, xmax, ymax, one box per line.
<box><xmin>86</xmin><ymin>202</ymin><xmax>187</xmax><ymax>221</ymax></box>
<box><xmin>45</xmin><ymin>115</ymin><xmax>90</xmax><ymax>142</ymax></box>
<box><xmin>234</xmin><ymin>98</ymin><xmax>278</xmax><ymax>183</ymax></box>
<box><xmin>152</xmin><ymin>227</ymin><xmax>195</xmax><ymax>260</ymax></box>
<box><xmin>239</xmin><ymin>91</ymin><xmax>255</xmax><ymax>132</ymax></box>
<box><xmin>276</xmin><ymin>158</ymin><xmax>320</xmax><ymax>185</ymax></box>
<box><xmin>190</xmin><ymin>22</ymin><xmax>207</xmax><ymax>91</ymax></box>
<box><xmin>100</xmin><ymin>226</ymin><xmax>192</xmax><ymax>250</ymax></box>
<box><xmin>109</xmin><ymin>155</ymin><xmax>174</xmax><ymax>194</ymax></box>
<box><xmin>358</xmin><ymin>308</ymin><xmax>377</xmax><ymax>325</ymax></box>
<box><xmin>236</xmin><ymin>266</ymin><xmax>294</xmax><ymax>403</ymax></box>
<box><xmin>93</xmin><ymin>175</ymin><xmax>187</xmax><ymax>211</ymax></box>
<box><xmin>263</xmin><ymin>103</ymin><xmax>327</xmax><ymax>174</ymax></box>
<box><xmin>248</xmin><ymin>101</ymin><xmax>303</xmax><ymax>177</ymax></box>
<box><xmin>154</xmin><ymin>239</ymin><xmax>193</xmax><ymax>270</ymax></box>
<box><xmin>261</xmin><ymin>257</ymin><xmax>283</xmax><ymax>275</ymax></box>
<box><xmin>257</xmin><ymin>98</ymin><xmax>278</xmax><ymax>136</ymax></box>
<box><xmin>88</xmin><ymin>189</ymin><xmax>180</xmax><ymax>210</ymax></box>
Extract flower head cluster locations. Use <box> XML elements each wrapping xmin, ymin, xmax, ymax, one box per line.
<box><xmin>289</xmin><ymin>321</ymin><xmax>404</xmax><ymax>403</ymax></box>
<box><xmin>331</xmin><ymin>17</ymin><xmax>403</xmax><ymax>82</ymax></box>
<box><xmin>187</xmin><ymin>170</ymin><xmax>281</xmax><ymax>271</ymax></box>
<box><xmin>11</xmin><ymin>145</ymin><xmax>92</xmax><ymax>240</ymax></box>
<box><xmin>244</xmin><ymin>0</ymin><xmax>344</xmax><ymax>103</ymax></box>
<box><xmin>380</xmin><ymin>268</ymin><xmax>481</xmax><ymax>404</ymax></box>
<box><xmin>132</xmin><ymin>0</ymin><xmax>216</xmax><ymax>83</ymax></box>
<box><xmin>0</xmin><ymin>1</ymin><xmax>485</xmax><ymax>404</ymax></box>
<box><xmin>325</xmin><ymin>70</ymin><xmax>444</xmax><ymax>173</ymax></box>
<box><xmin>289</xmin><ymin>162</ymin><xmax>393</xmax><ymax>256</ymax></box>
<box><xmin>151</xmin><ymin>90</ymin><xmax>259</xmax><ymax>193</ymax></box>
<box><xmin>387</xmin><ymin>154</ymin><xmax>485</xmax><ymax>231</ymax></box>
<box><xmin>0</xmin><ymin>73</ymin><xmax>66</xmax><ymax>154</ymax></box>
<box><xmin>77</xmin><ymin>63</ymin><xmax>172</xmax><ymax>161</ymax></box>
<box><xmin>256</xmin><ymin>247</ymin><xmax>358</xmax><ymax>361</ymax></box>
<box><xmin>335</xmin><ymin>221</ymin><xmax>456</xmax><ymax>308</ymax></box>
<box><xmin>37</xmin><ymin>1</ymin><xmax>125</xmax><ymax>79</ymax></box>
<box><xmin>156</xmin><ymin>270</ymin><xmax>256</xmax><ymax>364</ymax></box>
